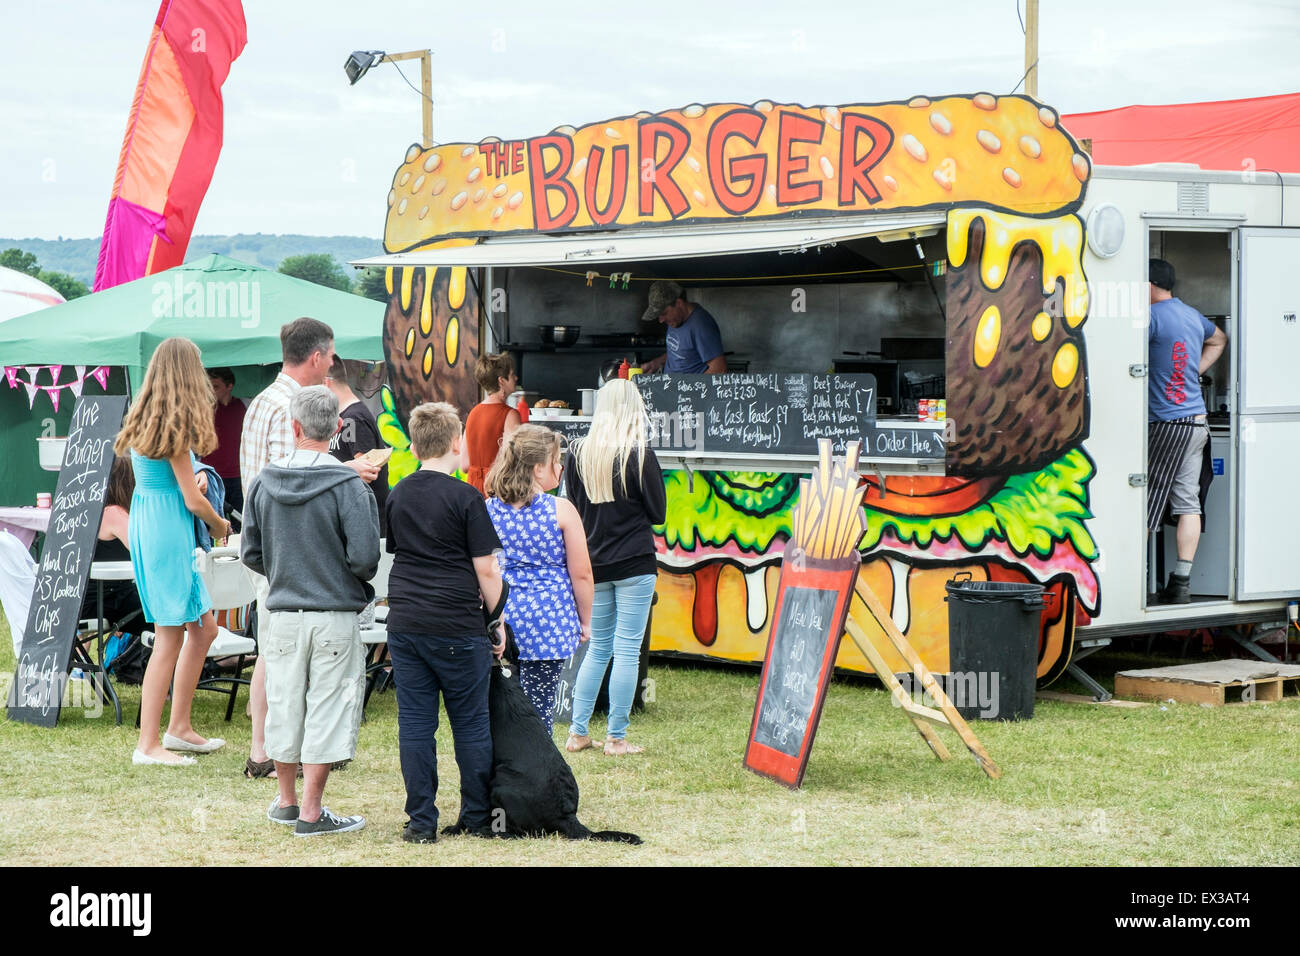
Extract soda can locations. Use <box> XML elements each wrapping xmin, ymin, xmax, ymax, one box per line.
<box><xmin>918</xmin><ymin>398</ymin><xmax>931</xmax><ymax>422</ymax></box>
<box><xmin>935</xmin><ymin>399</ymin><xmax>947</xmax><ymax>422</ymax></box>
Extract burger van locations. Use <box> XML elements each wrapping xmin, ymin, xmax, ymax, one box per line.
<box><xmin>359</xmin><ymin>93</ymin><xmax>1300</xmax><ymax>694</ymax></box>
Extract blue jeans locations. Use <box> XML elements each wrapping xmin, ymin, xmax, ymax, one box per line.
<box><xmin>386</xmin><ymin>631</ymin><xmax>493</xmax><ymax>833</ymax></box>
<box><xmin>569</xmin><ymin>574</ymin><xmax>655</xmax><ymax>741</ymax></box>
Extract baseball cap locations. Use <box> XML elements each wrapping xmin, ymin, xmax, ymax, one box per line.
<box><xmin>642</xmin><ymin>280</ymin><xmax>683</xmax><ymax>323</ymax></box>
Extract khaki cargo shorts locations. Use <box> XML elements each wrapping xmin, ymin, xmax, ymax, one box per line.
<box><xmin>263</xmin><ymin>610</ymin><xmax>365</xmax><ymax>765</ymax></box>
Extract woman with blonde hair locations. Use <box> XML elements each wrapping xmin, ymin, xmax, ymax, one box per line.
<box><xmin>114</xmin><ymin>337</ymin><xmax>232</xmax><ymax>766</ymax></box>
<box><xmin>485</xmin><ymin>425</ymin><xmax>593</xmax><ymax>732</ymax></box>
<box><xmin>563</xmin><ymin>380</ymin><xmax>665</xmax><ymax>756</ymax></box>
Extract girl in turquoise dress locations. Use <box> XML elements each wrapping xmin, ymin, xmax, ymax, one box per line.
<box><xmin>113</xmin><ymin>337</ymin><xmax>232</xmax><ymax>766</ymax></box>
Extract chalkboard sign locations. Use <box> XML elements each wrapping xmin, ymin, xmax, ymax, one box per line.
<box><xmin>752</xmin><ymin>585</ymin><xmax>839</xmax><ymax>756</ymax></box>
<box><xmin>539</xmin><ymin>373</ymin><xmax>943</xmax><ymax>462</ymax></box>
<box><xmin>640</xmin><ymin>373</ymin><xmax>875</xmax><ymax>456</ymax></box>
<box><xmin>7</xmin><ymin>395</ymin><xmax>127</xmax><ymax>727</ymax></box>
<box><xmin>744</xmin><ymin>557</ymin><xmax>859</xmax><ymax>788</ymax></box>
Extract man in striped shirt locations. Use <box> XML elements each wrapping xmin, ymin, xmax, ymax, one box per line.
<box><xmin>239</xmin><ymin>317</ymin><xmax>379</xmax><ymax>778</ymax></box>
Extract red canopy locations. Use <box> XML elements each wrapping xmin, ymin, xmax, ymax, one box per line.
<box><xmin>1062</xmin><ymin>92</ymin><xmax>1300</xmax><ymax>174</ymax></box>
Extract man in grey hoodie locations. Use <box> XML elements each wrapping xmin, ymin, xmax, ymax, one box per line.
<box><xmin>241</xmin><ymin>386</ymin><xmax>380</xmax><ymax>837</ymax></box>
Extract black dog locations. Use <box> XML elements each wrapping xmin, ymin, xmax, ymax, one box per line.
<box><xmin>483</xmin><ymin>587</ymin><xmax>641</xmax><ymax>844</ymax></box>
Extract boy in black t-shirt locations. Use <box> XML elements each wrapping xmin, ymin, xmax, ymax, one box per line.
<box><xmin>384</xmin><ymin>402</ymin><xmax>505</xmax><ymax>843</ymax></box>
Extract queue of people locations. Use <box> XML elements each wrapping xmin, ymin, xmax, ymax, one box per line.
<box><xmin>114</xmin><ymin>320</ymin><xmax>664</xmax><ymax>840</ymax></box>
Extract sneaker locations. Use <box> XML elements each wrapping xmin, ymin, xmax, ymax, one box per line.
<box><xmin>402</xmin><ymin>822</ymin><xmax>437</xmax><ymax>844</ymax></box>
<box><xmin>293</xmin><ymin>807</ymin><xmax>365</xmax><ymax>838</ymax></box>
<box><xmin>1160</xmin><ymin>573</ymin><xmax>1192</xmax><ymax>605</ymax></box>
<box><xmin>266</xmin><ymin>794</ymin><xmax>299</xmax><ymax>826</ymax></box>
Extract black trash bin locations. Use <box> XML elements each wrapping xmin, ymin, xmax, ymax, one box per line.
<box><xmin>945</xmin><ymin>577</ymin><xmax>1044</xmax><ymax>720</ymax></box>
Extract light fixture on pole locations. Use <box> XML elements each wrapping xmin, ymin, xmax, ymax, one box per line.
<box><xmin>344</xmin><ymin>48</ymin><xmax>434</xmax><ymax>148</ymax></box>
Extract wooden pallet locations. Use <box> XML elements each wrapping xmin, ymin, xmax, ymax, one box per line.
<box><xmin>1115</xmin><ymin>660</ymin><xmax>1300</xmax><ymax>706</ymax></box>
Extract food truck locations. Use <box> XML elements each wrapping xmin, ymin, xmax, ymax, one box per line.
<box><xmin>357</xmin><ymin>93</ymin><xmax>1300</xmax><ymax>690</ymax></box>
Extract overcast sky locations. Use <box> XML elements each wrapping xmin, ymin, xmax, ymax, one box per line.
<box><xmin>3</xmin><ymin>0</ymin><xmax>1297</xmax><ymax>241</ymax></box>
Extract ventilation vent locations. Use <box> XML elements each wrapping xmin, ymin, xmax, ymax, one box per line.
<box><xmin>1177</xmin><ymin>181</ymin><xmax>1210</xmax><ymax>214</ymax></box>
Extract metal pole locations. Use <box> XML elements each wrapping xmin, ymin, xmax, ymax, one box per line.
<box><xmin>1024</xmin><ymin>0</ymin><xmax>1039</xmax><ymax>98</ymax></box>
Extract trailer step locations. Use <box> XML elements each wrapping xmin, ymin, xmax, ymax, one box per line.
<box><xmin>1114</xmin><ymin>659</ymin><xmax>1300</xmax><ymax>706</ymax></box>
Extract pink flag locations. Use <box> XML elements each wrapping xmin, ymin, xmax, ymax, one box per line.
<box><xmin>4</xmin><ymin>367</ymin><xmax>16</xmax><ymax>389</ymax></box>
<box><xmin>92</xmin><ymin>366</ymin><xmax>111</xmax><ymax>389</ymax></box>
<box><xmin>49</xmin><ymin>365</ymin><xmax>62</xmax><ymax>385</ymax></box>
<box><xmin>94</xmin><ymin>0</ymin><xmax>248</xmax><ymax>289</ymax></box>
<box><xmin>46</xmin><ymin>387</ymin><xmax>61</xmax><ymax>413</ymax></box>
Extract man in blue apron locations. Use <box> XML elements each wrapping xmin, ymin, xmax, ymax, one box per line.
<box><xmin>1146</xmin><ymin>258</ymin><xmax>1227</xmax><ymax>604</ymax></box>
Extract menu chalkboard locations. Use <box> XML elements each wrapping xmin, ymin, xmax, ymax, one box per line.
<box><xmin>7</xmin><ymin>395</ymin><xmax>127</xmax><ymax>727</ymax></box>
<box><xmin>639</xmin><ymin>373</ymin><xmax>875</xmax><ymax>456</ymax></box>
<box><xmin>744</xmin><ymin>555</ymin><xmax>859</xmax><ymax>788</ymax></box>
<box><xmin>752</xmin><ymin>585</ymin><xmax>840</xmax><ymax>757</ymax></box>
<box><xmin>540</xmin><ymin>373</ymin><xmax>943</xmax><ymax>462</ymax></box>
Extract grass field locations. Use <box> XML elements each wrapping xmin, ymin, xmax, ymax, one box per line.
<box><xmin>2</xmin><ymin>614</ymin><xmax>1297</xmax><ymax>866</ymax></box>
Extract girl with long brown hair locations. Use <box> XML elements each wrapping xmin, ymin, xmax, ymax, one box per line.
<box><xmin>485</xmin><ymin>425</ymin><xmax>593</xmax><ymax>732</ymax></box>
<box><xmin>114</xmin><ymin>337</ymin><xmax>231</xmax><ymax>766</ymax></box>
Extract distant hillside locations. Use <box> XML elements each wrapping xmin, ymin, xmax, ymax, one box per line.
<box><xmin>0</xmin><ymin>235</ymin><xmax>384</xmax><ymax>285</ymax></box>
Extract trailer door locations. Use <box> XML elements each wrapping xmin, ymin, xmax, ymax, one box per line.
<box><xmin>1236</xmin><ymin>227</ymin><xmax>1300</xmax><ymax>599</ymax></box>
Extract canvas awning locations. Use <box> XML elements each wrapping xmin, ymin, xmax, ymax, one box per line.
<box><xmin>0</xmin><ymin>254</ymin><xmax>385</xmax><ymax>370</ymax></box>
<box><xmin>352</xmin><ymin>211</ymin><xmax>947</xmax><ymax>269</ymax></box>
<box><xmin>1063</xmin><ymin>92</ymin><xmax>1300</xmax><ymax>173</ymax></box>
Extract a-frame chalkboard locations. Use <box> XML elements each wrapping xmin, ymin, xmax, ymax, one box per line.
<box><xmin>744</xmin><ymin>439</ymin><xmax>1001</xmax><ymax>787</ymax></box>
<box><xmin>7</xmin><ymin>395</ymin><xmax>127</xmax><ymax>727</ymax></box>
<box><xmin>744</xmin><ymin>440</ymin><xmax>866</xmax><ymax>788</ymax></box>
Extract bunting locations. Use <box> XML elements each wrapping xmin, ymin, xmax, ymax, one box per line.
<box><xmin>3</xmin><ymin>366</ymin><xmax>113</xmax><ymax>410</ymax></box>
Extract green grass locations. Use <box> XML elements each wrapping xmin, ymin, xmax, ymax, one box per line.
<box><xmin>1</xmin><ymin>613</ymin><xmax>1297</xmax><ymax>866</ymax></box>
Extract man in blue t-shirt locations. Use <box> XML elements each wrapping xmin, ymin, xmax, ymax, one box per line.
<box><xmin>640</xmin><ymin>281</ymin><xmax>727</xmax><ymax>374</ymax></box>
<box><xmin>1146</xmin><ymin>258</ymin><xmax>1227</xmax><ymax>603</ymax></box>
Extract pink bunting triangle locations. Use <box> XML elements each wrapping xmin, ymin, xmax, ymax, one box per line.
<box><xmin>22</xmin><ymin>382</ymin><xmax>38</xmax><ymax>408</ymax></box>
<box><xmin>45</xmin><ymin>387</ymin><xmax>60</xmax><ymax>413</ymax></box>
<box><xmin>49</xmin><ymin>364</ymin><xmax>62</xmax><ymax>384</ymax></box>
<box><xmin>92</xmin><ymin>366</ymin><xmax>110</xmax><ymax>389</ymax></box>
<box><xmin>4</xmin><ymin>367</ymin><xmax>16</xmax><ymax>389</ymax></box>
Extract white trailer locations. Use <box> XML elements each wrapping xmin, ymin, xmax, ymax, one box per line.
<box><xmin>1076</xmin><ymin>166</ymin><xmax>1300</xmax><ymax>658</ymax></box>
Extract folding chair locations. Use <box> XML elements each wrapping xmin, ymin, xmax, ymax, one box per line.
<box><xmin>189</xmin><ymin>545</ymin><xmax>257</xmax><ymax>720</ymax></box>
<box><xmin>362</xmin><ymin>546</ymin><xmax>394</xmax><ymax>710</ymax></box>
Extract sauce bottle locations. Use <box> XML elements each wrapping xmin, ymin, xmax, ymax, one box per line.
<box><xmin>617</xmin><ymin>359</ymin><xmax>630</xmax><ymax>379</ymax></box>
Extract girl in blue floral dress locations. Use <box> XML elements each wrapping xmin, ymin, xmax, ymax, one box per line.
<box><xmin>485</xmin><ymin>426</ymin><xmax>593</xmax><ymax>733</ymax></box>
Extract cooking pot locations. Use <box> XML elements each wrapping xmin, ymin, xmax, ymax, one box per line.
<box><xmin>538</xmin><ymin>325</ymin><xmax>581</xmax><ymax>347</ymax></box>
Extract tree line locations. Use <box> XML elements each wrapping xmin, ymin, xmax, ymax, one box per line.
<box><xmin>1</xmin><ymin>248</ymin><xmax>388</xmax><ymax>304</ymax></box>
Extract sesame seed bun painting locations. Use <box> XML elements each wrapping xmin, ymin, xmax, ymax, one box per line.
<box><xmin>380</xmin><ymin>94</ymin><xmax>1098</xmax><ymax>684</ymax></box>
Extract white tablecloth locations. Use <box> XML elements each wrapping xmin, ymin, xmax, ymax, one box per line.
<box><xmin>0</xmin><ymin>507</ymin><xmax>51</xmax><ymax>550</ymax></box>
